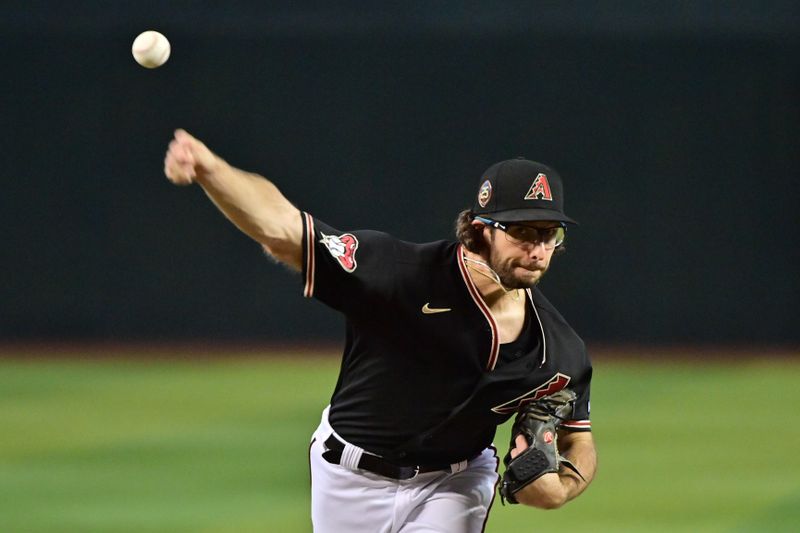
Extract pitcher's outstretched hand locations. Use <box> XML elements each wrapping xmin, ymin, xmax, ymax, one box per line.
<box><xmin>163</xmin><ymin>129</ymin><xmax>219</xmax><ymax>186</ymax></box>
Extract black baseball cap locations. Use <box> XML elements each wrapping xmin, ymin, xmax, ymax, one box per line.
<box><xmin>471</xmin><ymin>157</ymin><xmax>577</xmax><ymax>225</ymax></box>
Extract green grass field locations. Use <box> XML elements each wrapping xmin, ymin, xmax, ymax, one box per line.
<box><xmin>1</xmin><ymin>349</ymin><xmax>798</xmax><ymax>532</ymax></box>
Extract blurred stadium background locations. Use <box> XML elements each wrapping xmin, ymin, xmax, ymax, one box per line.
<box><xmin>1</xmin><ymin>2</ymin><xmax>798</xmax><ymax>531</ymax></box>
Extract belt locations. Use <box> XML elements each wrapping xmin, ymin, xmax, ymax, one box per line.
<box><xmin>322</xmin><ymin>435</ymin><xmax>471</xmax><ymax>480</ymax></box>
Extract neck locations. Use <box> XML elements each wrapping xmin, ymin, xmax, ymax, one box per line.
<box><xmin>462</xmin><ymin>249</ymin><xmax>523</xmax><ymax>304</ymax></box>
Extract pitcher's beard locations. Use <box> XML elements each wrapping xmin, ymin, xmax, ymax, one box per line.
<box><xmin>488</xmin><ymin>252</ymin><xmax>547</xmax><ymax>290</ymax></box>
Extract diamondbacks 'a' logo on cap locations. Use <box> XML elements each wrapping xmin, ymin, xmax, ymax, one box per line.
<box><xmin>320</xmin><ymin>232</ymin><xmax>359</xmax><ymax>272</ymax></box>
<box><xmin>477</xmin><ymin>179</ymin><xmax>492</xmax><ymax>208</ymax></box>
<box><xmin>524</xmin><ymin>173</ymin><xmax>553</xmax><ymax>201</ymax></box>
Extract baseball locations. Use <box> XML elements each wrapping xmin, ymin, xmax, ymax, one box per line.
<box><xmin>132</xmin><ymin>31</ymin><xmax>171</xmax><ymax>68</ymax></box>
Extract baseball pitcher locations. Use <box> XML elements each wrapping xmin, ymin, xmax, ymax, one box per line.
<box><xmin>164</xmin><ymin>129</ymin><xmax>596</xmax><ymax>532</ymax></box>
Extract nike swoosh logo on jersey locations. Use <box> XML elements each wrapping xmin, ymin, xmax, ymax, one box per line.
<box><xmin>421</xmin><ymin>303</ymin><xmax>452</xmax><ymax>314</ymax></box>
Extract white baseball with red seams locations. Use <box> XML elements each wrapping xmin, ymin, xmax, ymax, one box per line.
<box><xmin>132</xmin><ymin>31</ymin><xmax>171</xmax><ymax>68</ymax></box>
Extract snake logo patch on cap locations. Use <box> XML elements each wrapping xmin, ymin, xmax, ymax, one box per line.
<box><xmin>477</xmin><ymin>179</ymin><xmax>492</xmax><ymax>208</ymax></box>
<box><xmin>320</xmin><ymin>232</ymin><xmax>359</xmax><ymax>272</ymax></box>
<box><xmin>524</xmin><ymin>173</ymin><xmax>553</xmax><ymax>201</ymax></box>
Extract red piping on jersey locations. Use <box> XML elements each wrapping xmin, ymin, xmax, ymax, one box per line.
<box><xmin>303</xmin><ymin>213</ymin><xmax>315</xmax><ymax>298</ymax></box>
<box><xmin>525</xmin><ymin>288</ymin><xmax>548</xmax><ymax>367</ymax></box>
<box><xmin>457</xmin><ymin>245</ymin><xmax>500</xmax><ymax>371</ymax></box>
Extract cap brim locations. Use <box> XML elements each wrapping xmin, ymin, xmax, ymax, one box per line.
<box><xmin>491</xmin><ymin>208</ymin><xmax>578</xmax><ymax>225</ymax></box>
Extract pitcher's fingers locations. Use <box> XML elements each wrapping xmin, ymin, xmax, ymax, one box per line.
<box><xmin>174</xmin><ymin>128</ymin><xmax>196</xmax><ymax>144</ymax></box>
<box><xmin>168</xmin><ymin>139</ymin><xmax>195</xmax><ymax>166</ymax></box>
<box><xmin>509</xmin><ymin>434</ymin><xmax>529</xmax><ymax>459</ymax></box>
<box><xmin>164</xmin><ymin>156</ymin><xmax>195</xmax><ymax>184</ymax></box>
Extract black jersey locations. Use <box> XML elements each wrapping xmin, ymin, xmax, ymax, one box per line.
<box><xmin>301</xmin><ymin>213</ymin><xmax>591</xmax><ymax>466</ymax></box>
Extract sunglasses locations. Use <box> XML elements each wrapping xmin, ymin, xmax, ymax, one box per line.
<box><xmin>474</xmin><ymin>216</ymin><xmax>566</xmax><ymax>250</ymax></box>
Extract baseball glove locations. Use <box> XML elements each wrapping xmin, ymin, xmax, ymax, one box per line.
<box><xmin>499</xmin><ymin>388</ymin><xmax>584</xmax><ymax>504</ymax></box>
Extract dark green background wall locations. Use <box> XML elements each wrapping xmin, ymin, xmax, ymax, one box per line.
<box><xmin>2</xmin><ymin>2</ymin><xmax>798</xmax><ymax>344</ymax></box>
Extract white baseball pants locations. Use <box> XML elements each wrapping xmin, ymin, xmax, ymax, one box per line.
<box><xmin>309</xmin><ymin>407</ymin><xmax>500</xmax><ymax>533</ymax></box>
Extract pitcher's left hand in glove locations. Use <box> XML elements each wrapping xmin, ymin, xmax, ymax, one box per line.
<box><xmin>499</xmin><ymin>388</ymin><xmax>585</xmax><ymax>504</ymax></box>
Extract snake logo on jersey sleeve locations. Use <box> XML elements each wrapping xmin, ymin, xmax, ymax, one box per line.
<box><xmin>320</xmin><ymin>232</ymin><xmax>359</xmax><ymax>272</ymax></box>
<box><xmin>524</xmin><ymin>173</ymin><xmax>553</xmax><ymax>201</ymax></box>
<box><xmin>490</xmin><ymin>372</ymin><xmax>571</xmax><ymax>414</ymax></box>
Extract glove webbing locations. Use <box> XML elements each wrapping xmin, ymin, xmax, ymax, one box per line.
<box><xmin>526</xmin><ymin>397</ymin><xmax>586</xmax><ymax>481</ymax></box>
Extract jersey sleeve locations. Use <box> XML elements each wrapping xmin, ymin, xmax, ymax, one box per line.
<box><xmin>300</xmin><ymin>212</ymin><xmax>399</xmax><ymax>315</ymax></box>
<box><xmin>561</xmin><ymin>364</ymin><xmax>592</xmax><ymax>432</ymax></box>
